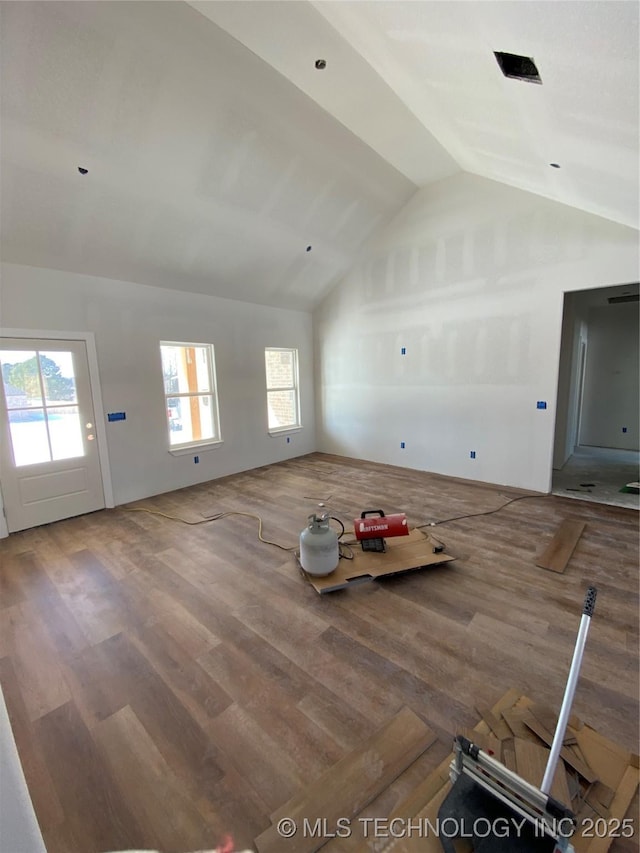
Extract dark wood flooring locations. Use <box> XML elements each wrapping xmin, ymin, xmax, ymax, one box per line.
<box><xmin>1</xmin><ymin>453</ymin><xmax>638</xmax><ymax>852</ymax></box>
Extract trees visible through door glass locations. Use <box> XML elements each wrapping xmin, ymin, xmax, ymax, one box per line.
<box><xmin>1</xmin><ymin>350</ymin><xmax>85</xmax><ymax>466</ymax></box>
<box><xmin>40</xmin><ymin>352</ymin><xmax>78</xmax><ymax>405</ymax></box>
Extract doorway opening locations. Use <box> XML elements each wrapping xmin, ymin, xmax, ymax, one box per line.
<box><xmin>552</xmin><ymin>283</ymin><xmax>639</xmax><ymax>510</ymax></box>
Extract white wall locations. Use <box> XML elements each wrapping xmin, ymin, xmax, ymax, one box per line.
<box><xmin>553</xmin><ymin>292</ymin><xmax>589</xmax><ymax>469</ymax></box>
<box><xmin>579</xmin><ymin>303</ymin><xmax>639</xmax><ymax>450</ymax></box>
<box><xmin>314</xmin><ymin>173</ymin><xmax>640</xmax><ymax>493</ymax></box>
<box><xmin>0</xmin><ymin>263</ymin><xmax>315</xmax><ymax>507</ymax></box>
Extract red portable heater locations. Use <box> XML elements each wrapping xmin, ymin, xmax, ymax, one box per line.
<box><xmin>353</xmin><ymin>510</ymin><xmax>409</xmax><ymax>552</ymax></box>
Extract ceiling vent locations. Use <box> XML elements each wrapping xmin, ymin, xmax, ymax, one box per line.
<box><xmin>494</xmin><ymin>52</ymin><xmax>542</xmax><ymax>84</ymax></box>
<box><xmin>607</xmin><ymin>294</ymin><xmax>639</xmax><ymax>304</ymax></box>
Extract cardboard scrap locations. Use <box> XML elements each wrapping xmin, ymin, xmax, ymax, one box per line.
<box><xmin>501</xmin><ymin>707</ymin><xmax>534</xmax><ymax>740</ymax></box>
<box><xmin>584</xmin><ymin>780</ymin><xmax>615</xmax><ymax>818</ymax></box>
<box><xmin>567</xmin><ymin>770</ymin><xmax>582</xmax><ymax>811</ymax></box>
<box><xmin>457</xmin><ymin>726</ymin><xmax>501</xmax><ymax>762</ymax></box>
<box><xmin>502</xmin><ymin>738</ymin><xmax>517</xmax><ymax>772</ymax></box>
<box><xmin>590</xmin><ymin>781</ymin><xmax>616</xmax><ymax>809</ymax></box>
<box><xmin>474</xmin><ymin>705</ymin><xmax>512</xmax><ymax>741</ymax></box>
<box><xmin>530</xmin><ymin>703</ymin><xmax>579</xmax><ymax>744</ymax></box>
<box><xmin>302</xmin><ymin>529</ymin><xmax>455</xmax><ymax>594</ymax></box>
<box><xmin>523</xmin><ymin>712</ymin><xmax>598</xmax><ymax>784</ymax></box>
<box><xmin>513</xmin><ymin>737</ymin><xmax>572</xmax><ymax>806</ymax></box>
<box><xmin>573</xmin><ymin>765</ymin><xmax>640</xmax><ymax>853</ymax></box>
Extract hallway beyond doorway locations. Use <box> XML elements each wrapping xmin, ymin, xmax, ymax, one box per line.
<box><xmin>552</xmin><ymin>445</ymin><xmax>639</xmax><ymax>510</ymax></box>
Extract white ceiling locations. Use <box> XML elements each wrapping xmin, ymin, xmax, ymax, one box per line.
<box><xmin>1</xmin><ymin>1</ymin><xmax>638</xmax><ymax>311</ymax></box>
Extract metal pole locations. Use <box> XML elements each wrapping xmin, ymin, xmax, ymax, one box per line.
<box><xmin>540</xmin><ymin>586</ymin><xmax>597</xmax><ymax>796</ymax></box>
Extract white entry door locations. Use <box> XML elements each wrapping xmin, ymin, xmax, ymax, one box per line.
<box><xmin>0</xmin><ymin>338</ymin><xmax>105</xmax><ymax>532</ymax></box>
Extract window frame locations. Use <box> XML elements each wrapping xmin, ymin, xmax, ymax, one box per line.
<box><xmin>265</xmin><ymin>346</ymin><xmax>302</xmax><ymax>434</ymax></box>
<box><xmin>159</xmin><ymin>341</ymin><xmax>222</xmax><ymax>453</ymax></box>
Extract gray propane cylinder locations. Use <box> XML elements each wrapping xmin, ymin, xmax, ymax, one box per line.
<box><xmin>299</xmin><ymin>513</ymin><xmax>339</xmax><ymax>576</ymax></box>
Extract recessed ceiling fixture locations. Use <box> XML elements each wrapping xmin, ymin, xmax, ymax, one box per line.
<box><xmin>549</xmin><ymin>163</ymin><xmax>561</xmax><ymax>169</ymax></box>
<box><xmin>494</xmin><ymin>51</ymin><xmax>542</xmax><ymax>84</ymax></box>
<box><xmin>78</xmin><ymin>166</ymin><xmax>88</xmax><ymax>175</ymax></box>
<box><xmin>315</xmin><ymin>59</ymin><xmax>326</xmax><ymax>70</ymax></box>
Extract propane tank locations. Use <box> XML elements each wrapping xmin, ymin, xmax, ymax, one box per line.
<box><xmin>300</xmin><ymin>513</ymin><xmax>339</xmax><ymax>577</ymax></box>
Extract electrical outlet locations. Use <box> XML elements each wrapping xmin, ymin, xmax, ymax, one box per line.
<box><xmin>286</xmin><ymin>436</ymin><xmax>291</xmax><ymax>443</ymax></box>
<box><xmin>194</xmin><ymin>456</ymin><xmax>199</xmax><ymax>464</ymax></box>
<box><xmin>622</xmin><ymin>427</ymin><xmax>628</xmax><ymax>433</ymax></box>
<box><xmin>401</xmin><ymin>347</ymin><xmax>406</xmax><ymax>355</ymax></box>
<box><xmin>470</xmin><ymin>451</ymin><xmax>476</xmax><ymax>459</ymax></box>
<box><xmin>400</xmin><ymin>441</ymin><xmax>405</xmax><ymax>449</ymax></box>
<box><xmin>536</xmin><ymin>401</ymin><xmax>547</xmax><ymax>410</ymax></box>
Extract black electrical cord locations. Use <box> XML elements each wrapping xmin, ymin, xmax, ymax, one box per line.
<box><xmin>415</xmin><ymin>492</ymin><xmax>548</xmax><ymax>528</ymax></box>
<box><xmin>328</xmin><ymin>516</ymin><xmax>355</xmax><ymax>560</ymax></box>
<box><xmin>330</xmin><ymin>516</ymin><xmax>345</xmax><ymax>538</ymax></box>
<box><xmin>338</xmin><ymin>542</ymin><xmax>354</xmax><ymax>561</ymax></box>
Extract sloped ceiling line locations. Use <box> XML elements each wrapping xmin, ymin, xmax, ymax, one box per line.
<box><xmin>1</xmin><ymin>0</ymin><xmax>637</xmax><ymax>312</ymax></box>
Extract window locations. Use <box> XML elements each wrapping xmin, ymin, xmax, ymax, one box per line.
<box><xmin>0</xmin><ymin>349</ymin><xmax>84</xmax><ymax>466</ymax></box>
<box><xmin>160</xmin><ymin>342</ymin><xmax>221</xmax><ymax>448</ymax></box>
<box><xmin>265</xmin><ymin>347</ymin><xmax>300</xmax><ymax>432</ymax></box>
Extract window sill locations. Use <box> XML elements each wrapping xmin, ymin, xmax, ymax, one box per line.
<box><xmin>169</xmin><ymin>440</ymin><xmax>224</xmax><ymax>457</ymax></box>
<box><xmin>268</xmin><ymin>425</ymin><xmax>303</xmax><ymax>437</ymax></box>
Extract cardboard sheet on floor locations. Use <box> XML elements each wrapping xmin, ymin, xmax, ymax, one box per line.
<box><xmin>302</xmin><ymin>529</ymin><xmax>455</xmax><ymax>594</ymax></box>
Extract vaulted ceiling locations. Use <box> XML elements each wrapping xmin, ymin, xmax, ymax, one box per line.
<box><xmin>1</xmin><ymin>1</ymin><xmax>638</xmax><ymax>311</ymax></box>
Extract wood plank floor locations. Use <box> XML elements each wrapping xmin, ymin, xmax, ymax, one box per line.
<box><xmin>1</xmin><ymin>453</ymin><xmax>638</xmax><ymax>853</ymax></box>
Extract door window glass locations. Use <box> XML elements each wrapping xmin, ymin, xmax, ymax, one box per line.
<box><xmin>1</xmin><ymin>349</ymin><xmax>85</xmax><ymax>466</ymax></box>
<box><xmin>40</xmin><ymin>351</ymin><xmax>78</xmax><ymax>405</ymax></box>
